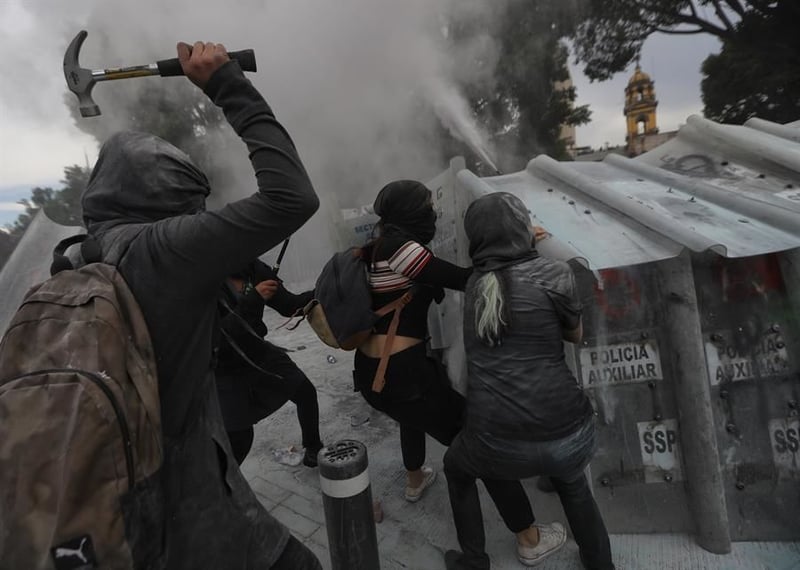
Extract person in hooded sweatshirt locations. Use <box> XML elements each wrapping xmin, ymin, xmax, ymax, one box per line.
<box><xmin>79</xmin><ymin>42</ymin><xmax>321</xmax><ymax>569</ymax></box>
<box><xmin>442</xmin><ymin>192</ymin><xmax>614</xmax><ymax>570</ymax></box>
<box><xmin>216</xmin><ymin>258</ymin><xmax>323</xmax><ymax>467</ymax></box>
<box><xmin>353</xmin><ymin>181</ymin><xmax>534</xmax><ymax>518</ymax></box>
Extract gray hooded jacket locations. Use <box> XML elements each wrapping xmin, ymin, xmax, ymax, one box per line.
<box><xmin>463</xmin><ymin>193</ymin><xmax>592</xmax><ymax>441</ymax></box>
<box><xmin>80</xmin><ymin>61</ymin><xmax>318</xmax><ymax>569</ymax></box>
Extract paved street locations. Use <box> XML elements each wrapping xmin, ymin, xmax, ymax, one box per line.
<box><xmin>239</xmin><ymin>312</ymin><xmax>800</xmax><ymax>570</ymax></box>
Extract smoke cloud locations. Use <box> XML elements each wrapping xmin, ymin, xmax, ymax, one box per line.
<box><xmin>0</xmin><ymin>0</ymin><xmax>506</xmax><ymax>283</ymax></box>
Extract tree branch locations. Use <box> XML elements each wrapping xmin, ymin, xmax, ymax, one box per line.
<box><xmin>722</xmin><ymin>0</ymin><xmax>747</xmax><ymax>18</ymax></box>
<box><xmin>654</xmin><ymin>26</ymin><xmax>708</xmax><ymax>35</ymax></box>
<box><xmin>710</xmin><ymin>0</ymin><xmax>736</xmax><ymax>31</ymax></box>
<box><xmin>670</xmin><ymin>10</ymin><xmax>731</xmax><ymax>37</ymax></box>
<box><xmin>636</xmin><ymin>0</ymin><xmax>732</xmax><ymax>38</ymax></box>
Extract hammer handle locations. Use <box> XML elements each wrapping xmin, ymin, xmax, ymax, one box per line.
<box><xmin>156</xmin><ymin>49</ymin><xmax>257</xmax><ymax>77</ymax></box>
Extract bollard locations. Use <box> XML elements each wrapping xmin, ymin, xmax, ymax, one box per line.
<box><xmin>319</xmin><ymin>440</ymin><xmax>380</xmax><ymax>570</ymax></box>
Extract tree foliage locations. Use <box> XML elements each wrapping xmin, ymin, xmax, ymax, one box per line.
<box><xmin>572</xmin><ymin>0</ymin><xmax>800</xmax><ymax>123</ymax></box>
<box><xmin>0</xmin><ymin>165</ymin><xmax>90</xmax><ymax>270</ymax></box>
<box><xmin>7</xmin><ymin>165</ymin><xmax>91</xmax><ymax>238</ymax></box>
<box><xmin>447</xmin><ymin>0</ymin><xmax>591</xmax><ymax>172</ymax></box>
<box><xmin>701</xmin><ymin>5</ymin><xmax>800</xmax><ymax>123</ymax></box>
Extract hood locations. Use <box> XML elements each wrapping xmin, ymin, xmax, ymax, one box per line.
<box><xmin>464</xmin><ymin>192</ymin><xmax>538</xmax><ymax>272</ymax></box>
<box><xmin>82</xmin><ymin>131</ymin><xmax>210</xmax><ymax>233</ymax></box>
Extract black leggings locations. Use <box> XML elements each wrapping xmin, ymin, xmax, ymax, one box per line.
<box><xmin>356</xmin><ymin>345</ymin><xmax>464</xmax><ymax>471</ymax></box>
<box><xmin>219</xmin><ymin>351</ymin><xmax>322</xmax><ymax>465</ymax></box>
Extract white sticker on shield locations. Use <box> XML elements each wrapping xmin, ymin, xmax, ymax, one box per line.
<box><xmin>637</xmin><ymin>419</ymin><xmax>683</xmax><ymax>483</ymax></box>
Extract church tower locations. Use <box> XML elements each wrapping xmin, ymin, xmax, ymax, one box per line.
<box><xmin>624</xmin><ymin>64</ymin><xmax>659</xmax><ymax>155</ymax></box>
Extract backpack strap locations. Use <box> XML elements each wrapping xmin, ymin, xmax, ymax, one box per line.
<box><xmin>277</xmin><ymin>306</ymin><xmax>306</xmax><ymax>331</ymax></box>
<box><xmin>370</xmin><ymin>289</ymin><xmax>415</xmax><ymax>393</ymax></box>
<box><xmin>218</xmin><ymin>296</ymin><xmax>284</xmax><ymax>380</ymax></box>
<box><xmin>218</xmin><ymin>327</ymin><xmax>283</xmax><ymax>380</ymax></box>
<box><xmin>50</xmin><ymin>234</ymin><xmax>105</xmax><ymax>275</ymax></box>
<box><xmin>50</xmin><ymin>234</ymin><xmax>87</xmax><ymax>275</ymax></box>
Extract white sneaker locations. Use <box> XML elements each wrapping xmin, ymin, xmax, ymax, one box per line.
<box><xmin>404</xmin><ymin>466</ymin><xmax>437</xmax><ymax>502</ymax></box>
<box><xmin>517</xmin><ymin>522</ymin><xmax>567</xmax><ymax>566</ymax></box>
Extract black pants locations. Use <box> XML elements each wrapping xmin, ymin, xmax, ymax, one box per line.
<box><xmin>361</xmin><ymin>379</ymin><xmax>463</xmax><ymax>470</ymax></box>
<box><xmin>443</xmin><ymin>418</ymin><xmax>614</xmax><ymax>570</ymax></box>
<box><xmin>356</xmin><ymin>345</ymin><xmax>464</xmax><ymax>471</ymax></box>
<box><xmin>218</xmin><ymin>349</ymin><xmax>322</xmax><ymax>465</ymax></box>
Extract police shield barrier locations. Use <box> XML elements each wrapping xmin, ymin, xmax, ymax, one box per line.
<box><xmin>574</xmin><ymin>260</ymin><xmax>695</xmax><ymax>535</ymax></box>
<box><xmin>425</xmin><ymin>119</ymin><xmax>800</xmax><ymax>553</ymax></box>
<box><xmin>694</xmin><ymin>251</ymin><xmax>800</xmax><ymax>541</ymax></box>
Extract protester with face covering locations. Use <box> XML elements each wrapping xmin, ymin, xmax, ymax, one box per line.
<box><xmin>352</xmin><ymin>179</ymin><xmax>466</xmax><ymax>501</ymax></box>
<box><xmin>442</xmin><ymin>192</ymin><xmax>614</xmax><ymax>570</ymax></box>
<box><xmin>80</xmin><ymin>42</ymin><xmax>321</xmax><ymax>569</ymax></box>
<box><xmin>354</xmin><ymin>179</ymin><xmax>512</xmax><ymax>509</ymax></box>
<box><xmin>216</xmin><ymin>259</ymin><xmax>323</xmax><ymax>467</ymax></box>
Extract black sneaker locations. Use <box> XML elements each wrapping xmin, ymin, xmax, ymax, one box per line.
<box><xmin>303</xmin><ymin>444</ymin><xmax>323</xmax><ymax>468</ymax></box>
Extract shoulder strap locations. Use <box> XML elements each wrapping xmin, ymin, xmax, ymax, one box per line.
<box><xmin>219</xmin><ymin>296</ymin><xmax>269</xmax><ymax>345</ymax></box>
<box><xmin>218</xmin><ymin>296</ymin><xmax>284</xmax><ymax>380</ymax></box>
<box><xmin>218</xmin><ymin>327</ymin><xmax>283</xmax><ymax>380</ymax></box>
<box><xmin>371</xmin><ymin>289</ymin><xmax>415</xmax><ymax>393</ymax></box>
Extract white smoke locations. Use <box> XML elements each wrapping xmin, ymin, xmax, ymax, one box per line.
<box><xmin>0</xmin><ymin>0</ymin><xmax>507</xmax><ymax>282</ymax></box>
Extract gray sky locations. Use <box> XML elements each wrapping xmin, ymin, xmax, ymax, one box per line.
<box><xmin>0</xmin><ymin>0</ymin><xmax>720</xmax><ymax>226</ymax></box>
<box><xmin>570</xmin><ymin>32</ymin><xmax>721</xmax><ymax>150</ymax></box>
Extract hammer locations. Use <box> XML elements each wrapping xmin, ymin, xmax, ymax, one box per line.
<box><xmin>64</xmin><ymin>30</ymin><xmax>257</xmax><ymax>117</ymax></box>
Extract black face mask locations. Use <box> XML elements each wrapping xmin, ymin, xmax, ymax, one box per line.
<box><xmin>381</xmin><ymin>216</ymin><xmax>436</xmax><ymax>244</ymax></box>
<box><xmin>374</xmin><ymin>180</ymin><xmax>437</xmax><ymax>244</ymax></box>
<box><xmin>414</xmin><ymin>208</ymin><xmax>437</xmax><ymax>244</ymax></box>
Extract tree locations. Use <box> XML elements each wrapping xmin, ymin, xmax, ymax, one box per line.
<box><xmin>0</xmin><ymin>165</ymin><xmax>90</xmax><ymax>269</ymax></box>
<box><xmin>447</xmin><ymin>0</ymin><xmax>591</xmax><ymax>172</ymax></box>
<box><xmin>7</xmin><ymin>166</ymin><xmax>90</xmax><ymax>239</ymax></box>
<box><xmin>572</xmin><ymin>0</ymin><xmax>800</xmax><ymax>123</ymax></box>
<box><xmin>701</xmin><ymin>7</ymin><xmax>800</xmax><ymax>123</ymax></box>
<box><xmin>8</xmin><ymin>186</ymin><xmax>57</xmax><ymax>239</ymax></box>
<box><xmin>1</xmin><ymin>186</ymin><xmax>57</xmax><ymax>270</ymax></box>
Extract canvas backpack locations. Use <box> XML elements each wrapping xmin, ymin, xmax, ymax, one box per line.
<box><xmin>0</xmin><ymin>235</ymin><xmax>163</xmax><ymax>570</ymax></box>
<box><xmin>302</xmin><ymin>246</ymin><xmax>414</xmax><ymax>393</ymax></box>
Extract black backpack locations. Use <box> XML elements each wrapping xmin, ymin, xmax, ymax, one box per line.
<box><xmin>302</xmin><ymin>247</ymin><xmax>413</xmax><ymax>392</ymax></box>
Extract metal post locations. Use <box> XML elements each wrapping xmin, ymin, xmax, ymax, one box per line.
<box><xmin>318</xmin><ymin>440</ymin><xmax>380</xmax><ymax>570</ymax></box>
<box><xmin>657</xmin><ymin>252</ymin><xmax>731</xmax><ymax>554</ymax></box>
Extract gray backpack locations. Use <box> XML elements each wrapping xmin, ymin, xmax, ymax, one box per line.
<box><xmin>303</xmin><ymin>247</ymin><xmax>413</xmax><ymax>392</ymax></box>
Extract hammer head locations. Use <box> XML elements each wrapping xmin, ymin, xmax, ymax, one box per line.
<box><xmin>64</xmin><ymin>30</ymin><xmax>101</xmax><ymax>117</ymax></box>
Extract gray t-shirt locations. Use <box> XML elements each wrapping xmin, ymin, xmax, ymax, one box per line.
<box><xmin>463</xmin><ymin>256</ymin><xmax>592</xmax><ymax>441</ymax></box>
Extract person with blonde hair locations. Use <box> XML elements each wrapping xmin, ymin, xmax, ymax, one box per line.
<box><xmin>443</xmin><ymin>192</ymin><xmax>614</xmax><ymax>570</ymax></box>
